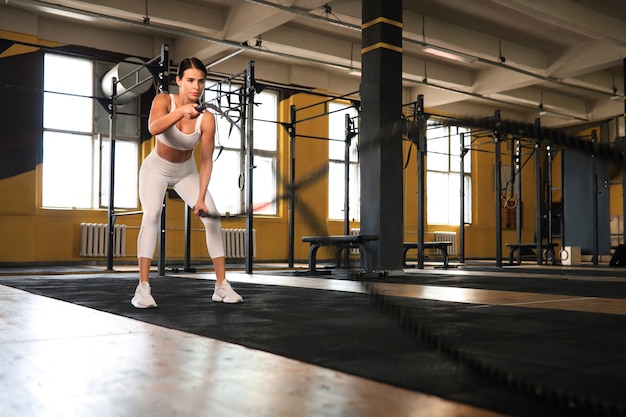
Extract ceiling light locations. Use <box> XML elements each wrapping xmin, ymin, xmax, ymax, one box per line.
<box><xmin>538</xmin><ymin>105</ymin><xmax>577</xmax><ymax>120</ymax></box>
<box><xmin>538</xmin><ymin>91</ymin><xmax>548</xmax><ymax>115</ymax></box>
<box><xmin>422</xmin><ymin>46</ymin><xmax>476</xmax><ymax>64</ymax></box>
<box><xmin>611</xmin><ymin>80</ymin><xmax>622</xmax><ymax>101</ymax></box>
<box><xmin>35</xmin><ymin>5</ymin><xmax>98</xmax><ymax>22</ymax></box>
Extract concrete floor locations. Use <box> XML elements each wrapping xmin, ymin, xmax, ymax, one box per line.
<box><xmin>2</xmin><ymin>262</ymin><xmax>625</xmax><ymax>417</ymax></box>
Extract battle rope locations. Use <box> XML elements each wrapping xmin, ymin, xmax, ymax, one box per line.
<box><xmin>194</xmin><ymin>108</ymin><xmax>625</xmax><ymax>416</ymax></box>
<box><xmin>360</xmin><ymin>280</ymin><xmax>626</xmax><ymax>417</ymax></box>
<box><xmin>360</xmin><ymin>115</ymin><xmax>625</xmax><ymax>416</ymax></box>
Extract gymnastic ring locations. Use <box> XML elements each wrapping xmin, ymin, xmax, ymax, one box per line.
<box><xmin>238</xmin><ymin>172</ymin><xmax>245</xmax><ymax>191</ymax></box>
<box><xmin>559</xmin><ymin>248</ymin><xmax>570</xmax><ymax>261</ymax></box>
<box><xmin>542</xmin><ymin>249</ymin><xmax>554</xmax><ymax>264</ymax></box>
<box><xmin>501</xmin><ymin>196</ymin><xmax>518</xmax><ymax>209</ymax></box>
<box><xmin>507</xmin><ymin>196</ymin><xmax>518</xmax><ymax>209</ymax></box>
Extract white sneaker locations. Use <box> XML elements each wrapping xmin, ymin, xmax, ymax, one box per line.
<box><xmin>131</xmin><ymin>282</ymin><xmax>157</xmax><ymax>308</ymax></box>
<box><xmin>212</xmin><ymin>279</ymin><xmax>243</xmax><ymax>303</ymax></box>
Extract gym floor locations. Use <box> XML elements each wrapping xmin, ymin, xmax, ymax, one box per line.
<box><xmin>1</xmin><ymin>261</ymin><xmax>626</xmax><ymax>417</ymax></box>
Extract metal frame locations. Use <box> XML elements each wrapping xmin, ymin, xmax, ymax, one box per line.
<box><xmin>284</xmin><ymin>91</ymin><xmax>360</xmax><ymax>267</ymax></box>
<box><xmin>106</xmin><ymin>44</ymin><xmax>169</xmax><ymax>272</ymax></box>
<box><xmin>106</xmin><ymin>48</ymin><xmax>257</xmax><ymax>274</ymax></box>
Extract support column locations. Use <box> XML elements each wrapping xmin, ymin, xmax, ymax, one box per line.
<box><xmin>360</xmin><ymin>0</ymin><xmax>403</xmax><ymax>271</ymax></box>
<box><xmin>622</xmin><ymin>58</ymin><xmax>626</xmax><ymax>244</ymax></box>
<box><xmin>493</xmin><ymin>111</ymin><xmax>503</xmax><ymax>267</ymax></box>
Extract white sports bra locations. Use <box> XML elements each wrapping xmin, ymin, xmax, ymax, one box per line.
<box><xmin>155</xmin><ymin>94</ymin><xmax>203</xmax><ymax>151</ymax></box>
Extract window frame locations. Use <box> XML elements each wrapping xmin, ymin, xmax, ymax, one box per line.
<box><xmin>426</xmin><ymin>123</ymin><xmax>472</xmax><ymax>226</ymax></box>
<box><xmin>41</xmin><ymin>52</ymin><xmax>141</xmax><ymax>210</ymax></box>
<box><xmin>207</xmin><ymin>85</ymin><xmax>280</xmax><ymax>216</ymax></box>
<box><xmin>327</xmin><ymin>100</ymin><xmax>360</xmax><ymax>222</ymax></box>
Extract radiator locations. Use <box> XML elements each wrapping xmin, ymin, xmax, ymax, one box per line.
<box><xmin>434</xmin><ymin>231</ymin><xmax>458</xmax><ymax>256</ymax></box>
<box><xmin>221</xmin><ymin>228</ymin><xmax>256</xmax><ymax>258</ymax></box>
<box><xmin>80</xmin><ymin>222</ymin><xmax>126</xmax><ymax>257</ymax></box>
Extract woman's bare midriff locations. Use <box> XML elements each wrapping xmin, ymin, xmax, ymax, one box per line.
<box><xmin>156</xmin><ymin>140</ymin><xmax>193</xmax><ymax>163</ymax></box>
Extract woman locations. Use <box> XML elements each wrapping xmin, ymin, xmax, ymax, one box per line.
<box><xmin>131</xmin><ymin>57</ymin><xmax>243</xmax><ymax>308</ymax></box>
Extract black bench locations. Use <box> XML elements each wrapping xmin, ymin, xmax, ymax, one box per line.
<box><xmin>403</xmin><ymin>241</ymin><xmax>452</xmax><ymax>268</ymax></box>
<box><xmin>505</xmin><ymin>242</ymin><xmax>558</xmax><ymax>265</ymax></box>
<box><xmin>301</xmin><ymin>235</ymin><xmax>379</xmax><ymax>274</ymax></box>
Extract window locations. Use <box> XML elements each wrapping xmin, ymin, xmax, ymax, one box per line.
<box><xmin>42</xmin><ymin>53</ymin><xmax>139</xmax><ymax>209</ymax></box>
<box><xmin>207</xmin><ymin>85</ymin><xmax>278</xmax><ymax>216</ymax></box>
<box><xmin>426</xmin><ymin>124</ymin><xmax>472</xmax><ymax>225</ymax></box>
<box><xmin>328</xmin><ymin>101</ymin><xmax>360</xmax><ymax>221</ymax></box>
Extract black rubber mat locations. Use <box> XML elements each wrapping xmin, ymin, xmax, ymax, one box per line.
<box><xmin>2</xmin><ymin>273</ymin><xmax>626</xmax><ymax>417</ymax></box>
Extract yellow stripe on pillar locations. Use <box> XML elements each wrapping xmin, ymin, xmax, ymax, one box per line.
<box><xmin>362</xmin><ymin>17</ymin><xmax>403</xmax><ymax>30</ymax></box>
<box><xmin>361</xmin><ymin>42</ymin><xmax>402</xmax><ymax>55</ymax></box>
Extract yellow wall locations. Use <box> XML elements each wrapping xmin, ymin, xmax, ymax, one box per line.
<box><xmin>0</xmin><ymin>30</ymin><xmax>58</xmax><ymax>58</ymax></box>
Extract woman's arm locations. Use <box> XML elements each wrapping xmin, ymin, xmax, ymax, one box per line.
<box><xmin>193</xmin><ymin>111</ymin><xmax>217</xmax><ymax>216</ymax></box>
<box><xmin>148</xmin><ymin>93</ymin><xmax>200</xmax><ymax>136</ymax></box>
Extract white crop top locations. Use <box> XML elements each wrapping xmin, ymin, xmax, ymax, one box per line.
<box><xmin>156</xmin><ymin>94</ymin><xmax>203</xmax><ymax>151</ymax></box>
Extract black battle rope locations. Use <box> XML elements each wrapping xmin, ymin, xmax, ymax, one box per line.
<box><xmin>194</xmin><ymin>108</ymin><xmax>625</xmax><ymax>417</ymax></box>
<box><xmin>360</xmin><ymin>280</ymin><xmax>626</xmax><ymax>417</ymax></box>
<box><xmin>192</xmin><ymin>109</ymin><xmax>626</xmax><ymax>416</ymax></box>
<box><xmin>438</xmin><ymin>116</ymin><xmax>623</xmax><ymax>164</ymax></box>
<box><xmin>360</xmin><ymin>114</ymin><xmax>626</xmax><ymax>417</ymax></box>
<box><xmin>194</xmin><ymin>164</ymin><xmax>330</xmax><ymax>222</ymax></box>
<box><xmin>196</xmin><ymin>101</ymin><xmax>240</xmax><ymax>130</ymax></box>
<box><xmin>358</xmin><ymin>116</ymin><xmax>626</xmax><ymax>416</ymax></box>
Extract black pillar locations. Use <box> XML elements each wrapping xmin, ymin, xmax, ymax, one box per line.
<box><xmin>622</xmin><ymin>58</ymin><xmax>626</xmax><ymax>243</ymax></box>
<box><xmin>493</xmin><ymin>111</ymin><xmax>503</xmax><ymax>267</ymax></box>
<box><xmin>360</xmin><ymin>0</ymin><xmax>403</xmax><ymax>271</ymax></box>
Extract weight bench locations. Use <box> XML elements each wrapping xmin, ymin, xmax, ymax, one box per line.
<box><xmin>505</xmin><ymin>242</ymin><xmax>558</xmax><ymax>265</ymax></box>
<box><xmin>403</xmin><ymin>241</ymin><xmax>452</xmax><ymax>269</ymax></box>
<box><xmin>301</xmin><ymin>235</ymin><xmax>379</xmax><ymax>274</ymax></box>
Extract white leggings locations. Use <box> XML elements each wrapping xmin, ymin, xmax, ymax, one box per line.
<box><xmin>137</xmin><ymin>150</ymin><xmax>225</xmax><ymax>259</ymax></box>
